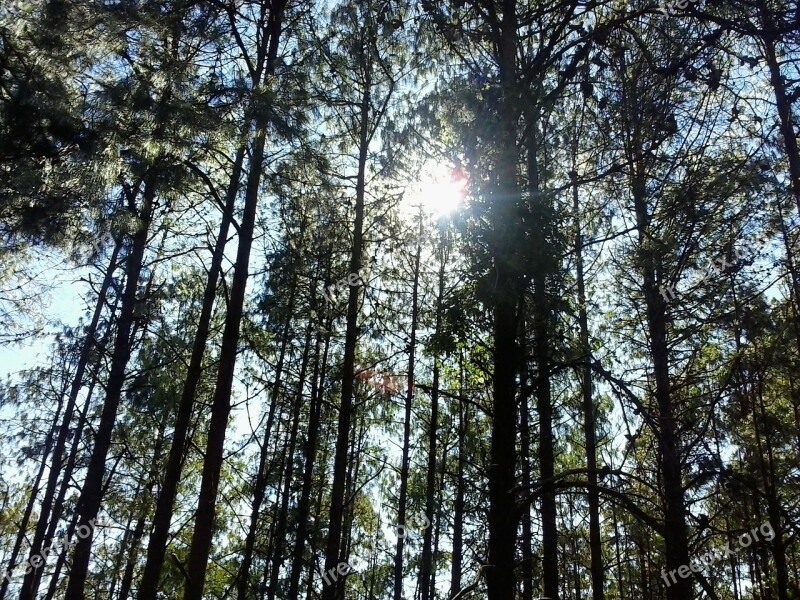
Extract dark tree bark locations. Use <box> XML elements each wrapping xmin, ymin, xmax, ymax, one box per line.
<box><xmin>1</xmin><ymin>397</ymin><xmax>59</xmax><ymax>599</ymax></box>
<box><xmin>287</xmin><ymin>306</ymin><xmax>332</xmax><ymax>600</ymax></box>
<box><xmin>486</xmin><ymin>3</ymin><xmax>522</xmax><ymax>599</ymax></box>
<box><xmin>41</xmin><ymin>359</ymin><xmax>105</xmax><ymax>600</ymax></box>
<box><xmin>137</xmin><ymin>144</ymin><xmax>246</xmax><ymax>600</ymax></box>
<box><xmin>182</xmin><ymin>6</ymin><xmax>286</xmax><ymax>597</ymax></box>
<box><xmin>320</xmin><ymin>57</ymin><xmax>370</xmax><ymax>600</ymax></box>
<box><xmin>519</xmin><ymin>378</ymin><xmax>534</xmax><ymax>600</ymax></box>
<box><xmin>182</xmin><ymin>126</ymin><xmax>269</xmax><ymax>600</ymax></box>
<box><xmin>753</xmin><ymin>379</ymin><xmax>790</xmax><ymax>600</ymax></box>
<box><xmin>64</xmin><ymin>180</ymin><xmax>156</xmax><ymax>600</ymax></box>
<box><xmin>393</xmin><ymin>234</ymin><xmax>421</xmax><ymax>600</ymax></box>
<box><xmin>12</xmin><ymin>238</ymin><xmax>120</xmax><ymax>600</ymax></box>
<box><xmin>266</xmin><ymin>319</ymin><xmax>314</xmax><ymax>600</ymax></box>
<box><xmin>237</xmin><ymin>282</ymin><xmax>297</xmax><ymax>600</ymax></box>
<box><xmin>758</xmin><ymin>9</ymin><xmax>800</xmax><ymax>214</ymax></box>
<box><xmin>117</xmin><ymin>412</ymin><xmax>169</xmax><ymax>600</ymax></box>
<box><xmin>527</xmin><ymin>131</ymin><xmax>558</xmax><ymax>600</ymax></box>
<box><xmin>420</xmin><ymin>236</ymin><xmax>446</xmax><ymax>600</ymax></box>
<box><xmin>449</xmin><ymin>351</ymin><xmax>466</xmax><ymax>600</ymax></box>
<box><xmin>573</xmin><ymin>173</ymin><xmax>604</xmax><ymax>600</ymax></box>
<box><xmin>632</xmin><ymin>174</ymin><xmax>691</xmax><ymax>600</ymax></box>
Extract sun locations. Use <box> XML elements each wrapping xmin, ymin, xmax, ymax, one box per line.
<box><xmin>405</xmin><ymin>163</ymin><xmax>467</xmax><ymax>218</ymax></box>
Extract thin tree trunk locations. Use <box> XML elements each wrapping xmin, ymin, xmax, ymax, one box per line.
<box><xmin>181</xmin><ymin>7</ymin><xmax>286</xmax><ymax>593</ymax></box>
<box><xmin>109</xmin><ymin>494</ymin><xmax>139</xmax><ymax>600</ymax></box>
<box><xmin>394</xmin><ymin>234</ymin><xmax>421</xmax><ymax>600</ymax></box>
<box><xmin>760</xmin><ymin>24</ymin><xmax>800</xmax><ymax>213</ymax></box>
<box><xmin>64</xmin><ymin>180</ymin><xmax>156</xmax><ymax>600</ymax></box>
<box><xmin>519</xmin><ymin>383</ymin><xmax>534</xmax><ymax>600</ymax></box>
<box><xmin>0</xmin><ymin>398</ymin><xmax>60</xmax><ymax>598</ymax></box>
<box><xmin>117</xmin><ymin>412</ymin><xmax>169</xmax><ymax>600</ymax></box>
<box><xmin>182</xmin><ymin>122</ymin><xmax>269</xmax><ymax>600</ymax></box>
<box><xmin>527</xmin><ymin>134</ymin><xmax>558</xmax><ymax>600</ymax></box>
<box><xmin>287</xmin><ymin>307</ymin><xmax>332</xmax><ymax>600</ymax></box>
<box><xmin>631</xmin><ymin>175</ymin><xmax>691</xmax><ymax>600</ymax></box>
<box><xmin>266</xmin><ymin>320</ymin><xmax>314</xmax><ymax>600</ymax></box>
<box><xmin>237</xmin><ymin>283</ymin><xmax>297</xmax><ymax>600</ymax></box>
<box><xmin>41</xmin><ymin>358</ymin><xmax>105</xmax><ymax>600</ymax></box>
<box><xmin>420</xmin><ymin>235</ymin><xmax>445</xmax><ymax>600</ymax></box>
<box><xmin>754</xmin><ymin>375</ymin><xmax>789</xmax><ymax>600</ymax></box>
<box><xmin>137</xmin><ymin>144</ymin><xmax>246</xmax><ymax>600</ymax></box>
<box><xmin>11</xmin><ymin>239</ymin><xmax>120</xmax><ymax>600</ymax></box>
<box><xmin>47</xmin><ymin>448</ymin><xmax>123</xmax><ymax>600</ymax></box>
<box><xmin>321</xmin><ymin>60</ymin><xmax>370</xmax><ymax>600</ymax></box>
<box><xmin>449</xmin><ymin>351</ymin><xmax>466</xmax><ymax>599</ymax></box>
<box><xmin>573</xmin><ymin>173</ymin><xmax>604</xmax><ymax>600</ymax></box>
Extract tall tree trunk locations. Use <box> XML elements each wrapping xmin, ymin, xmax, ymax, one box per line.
<box><xmin>237</xmin><ymin>282</ymin><xmax>297</xmax><ymax>600</ymax></box>
<box><xmin>487</xmin><ymin>3</ymin><xmax>521</xmax><ymax>598</ymax></box>
<box><xmin>183</xmin><ymin>123</ymin><xmax>269</xmax><ymax>600</ymax></box>
<box><xmin>118</xmin><ymin>411</ymin><xmax>169</xmax><ymax>600</ymax></box>
<box><xmin>449</xmin><ymin>351</ymin><xmax>466</xmax><ymax>599</ymax></box>
<box><xmin>527</xmin><ymin>134</ymin><xmax>558</xmax><ymax>600</ymax></box>
<box><xmin>137</xmin><ymin>144</ymin><xmax>246</xmax><ymax>600</ymax></box>
<box><xmin>632</xmin><ymin>175</ymin><xmax>691</xmax><ymax>600</ymax></box>
<box><xmin>393</xmin><ymin>235</ymin><xmax>421</xmax><ymax>600</ymax></box>
<box><xmin>63</xmin><ymin>181</ymin><xmax>156</xmax><ymax>600</ymax></box>
<box><xmin>41</xmin><ymin>358</ymin><xmax>105</xmax><ymax>600</ymax></box>
<box><xmin>109</xmin><ymin>492</ymin><xmax>139</xmax><ymax>600</ymax></box>
<box><xmin>420</xmin><ymin>236</ymin><xmax>445</xmax><ymax>600</ymax></box>
<box><xmin>51</xmin><ymin>444</ymin><xmax>123</xmax><ymax>599</ymax></box>
<box><xmin>182</xmin><ymin>7</ymin><xmax>286</xmax><ymax>595</ymax></box>
<box><xmin>1</xmin><ymin>397</ymin><xmax>60</xmax><ymax>598</ymax></box>
<box><xmin>11</xmin><ymin>239</ymin><xmax>120</xmax><ymax>600</ymax></box>
<box><xmin>754</xmin><ymin>376</ymin><xmax>790</xmax><ymax>600</ymax></box>
<box><xmin>759</xmin><ymin>18</ymin><xmax>800</xmax><ymax>213</ymax></box>
<box><xmin>573</xmin><ymin>173</ymin><xmax>604</xmax><ymax>600</ymax></box>
<box><xmin>320</xmin><ymin>62</ymin><xmax>370</xmax><ymax>600</ymax></box>
<box><xmin>519</xmin><ymin>381</ymin><xmax>534</xmax><ymax>600</ymax></box>
<box><xmin>287</xmin><ymin>307</ymin><xmax>332</xmax><ymax>600</ymax></box>
<box><xmin>266</xmin><ymin>319</ymin><xmax>314</xmax><ymax>600</ymax></box>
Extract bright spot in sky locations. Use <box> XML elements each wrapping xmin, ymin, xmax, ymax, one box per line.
<box><xmin>405</xmin><ymin>163</ymin><xmax>467</xmax><ymax>217</ymax></box>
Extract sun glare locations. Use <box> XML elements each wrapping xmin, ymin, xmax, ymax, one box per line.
<box><xmin>405</xmin><ymin>163</ymin><xmax>467</xmax><ymax>218</ymax></box>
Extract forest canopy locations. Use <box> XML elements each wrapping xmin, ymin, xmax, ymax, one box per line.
<box><xmin>0</xmin><ymin>1</ymin><xmax>798</xmax><ymax>600</ymax></box>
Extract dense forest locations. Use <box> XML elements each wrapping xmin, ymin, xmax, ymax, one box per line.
<box><xmin>0</xmin><ymin>0</ymin><xmax>799</xmax><ymax>599</ymax></box>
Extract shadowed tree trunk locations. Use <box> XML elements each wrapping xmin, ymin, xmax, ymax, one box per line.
<box><xmin>486</xmin><ymin>3</ymin><xmax>522</xmax><ymax>599</ymax></box>
<box><xmin>183</xmin><ymin>126</ymin><xmax>269</xmax><ymax>600</ymax></box>
<box><xmin>632</xmin><ymin>173</ymin><xmax>691</xmax><ymax>600</ymax></box>
<box><xmin>63</xmin><ymin>179</ymin><xmax>156</xmax><ymax>600</ymax></box>
<box><xmin>41</xmin><ymin>348</ymin><xmax>109</xmax><ymax>600</ymax></box>
<box><xmin>266</xmin><ymin>319</ymin><xmax>314</xmax><ymax>600</ymax></box>
<box><xmin>449</xmin><ymin>350</ymin><xmax>466</xmax><ymax>600</ymax></box>
<box><xmin>182</xmin><ymin>5</ymin><xmax>286</xmax><ymax>597</ymax></box>
<box><xmin>527</xmin><ymin>128</ymin><xmax>558</xmax><ymax>600</ymax></box>
<box><xmin>137</xmin><ymin>144</ymin><xmax>246</xmax><ymax>600</ymax></box>
<box><xmin>573</xmin><ymin>171</ymin><xmax>604</xmax><ymax>600</ymax></box>
<box><xmin>117</xmin><ymin>411</ymin><xmax>169</xmax><ymax>600</ymax></box>
<box><xmin>12</xmin><ymin>237</ymin><xmax>120</xmax><ymax>600</ymax></box>
<box><xmin>519</xmin><ymin>371</ymin><xmax>534</xmax><ymax>600</ymax></box>
<box><xmin>237</xmin><ymin>282</ymin><xmax>297</xmax><ymax>600</ymax></box>
<box><xmin>393</xmin><ymin>233</ymin><xmax>421</xmax><ymax>600</ymax></box>
<box><xmin>287</xmin><ymin>303</ymin><xmax>332</xmax><ymax>600</ymax></box>
<box><xmin>320</xmin><ymin>51</ymin><xmax>370</xmax><ymax>600</ymax></box>
<box><xmin>1</xmin><ymin>397</ymin><xmax>59</xmax><ymax>598</ymax></box>
<box><xmin>420</xmin><ymin>234</ymin><xmax>446</xmax><ymax>600</ymax></box>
